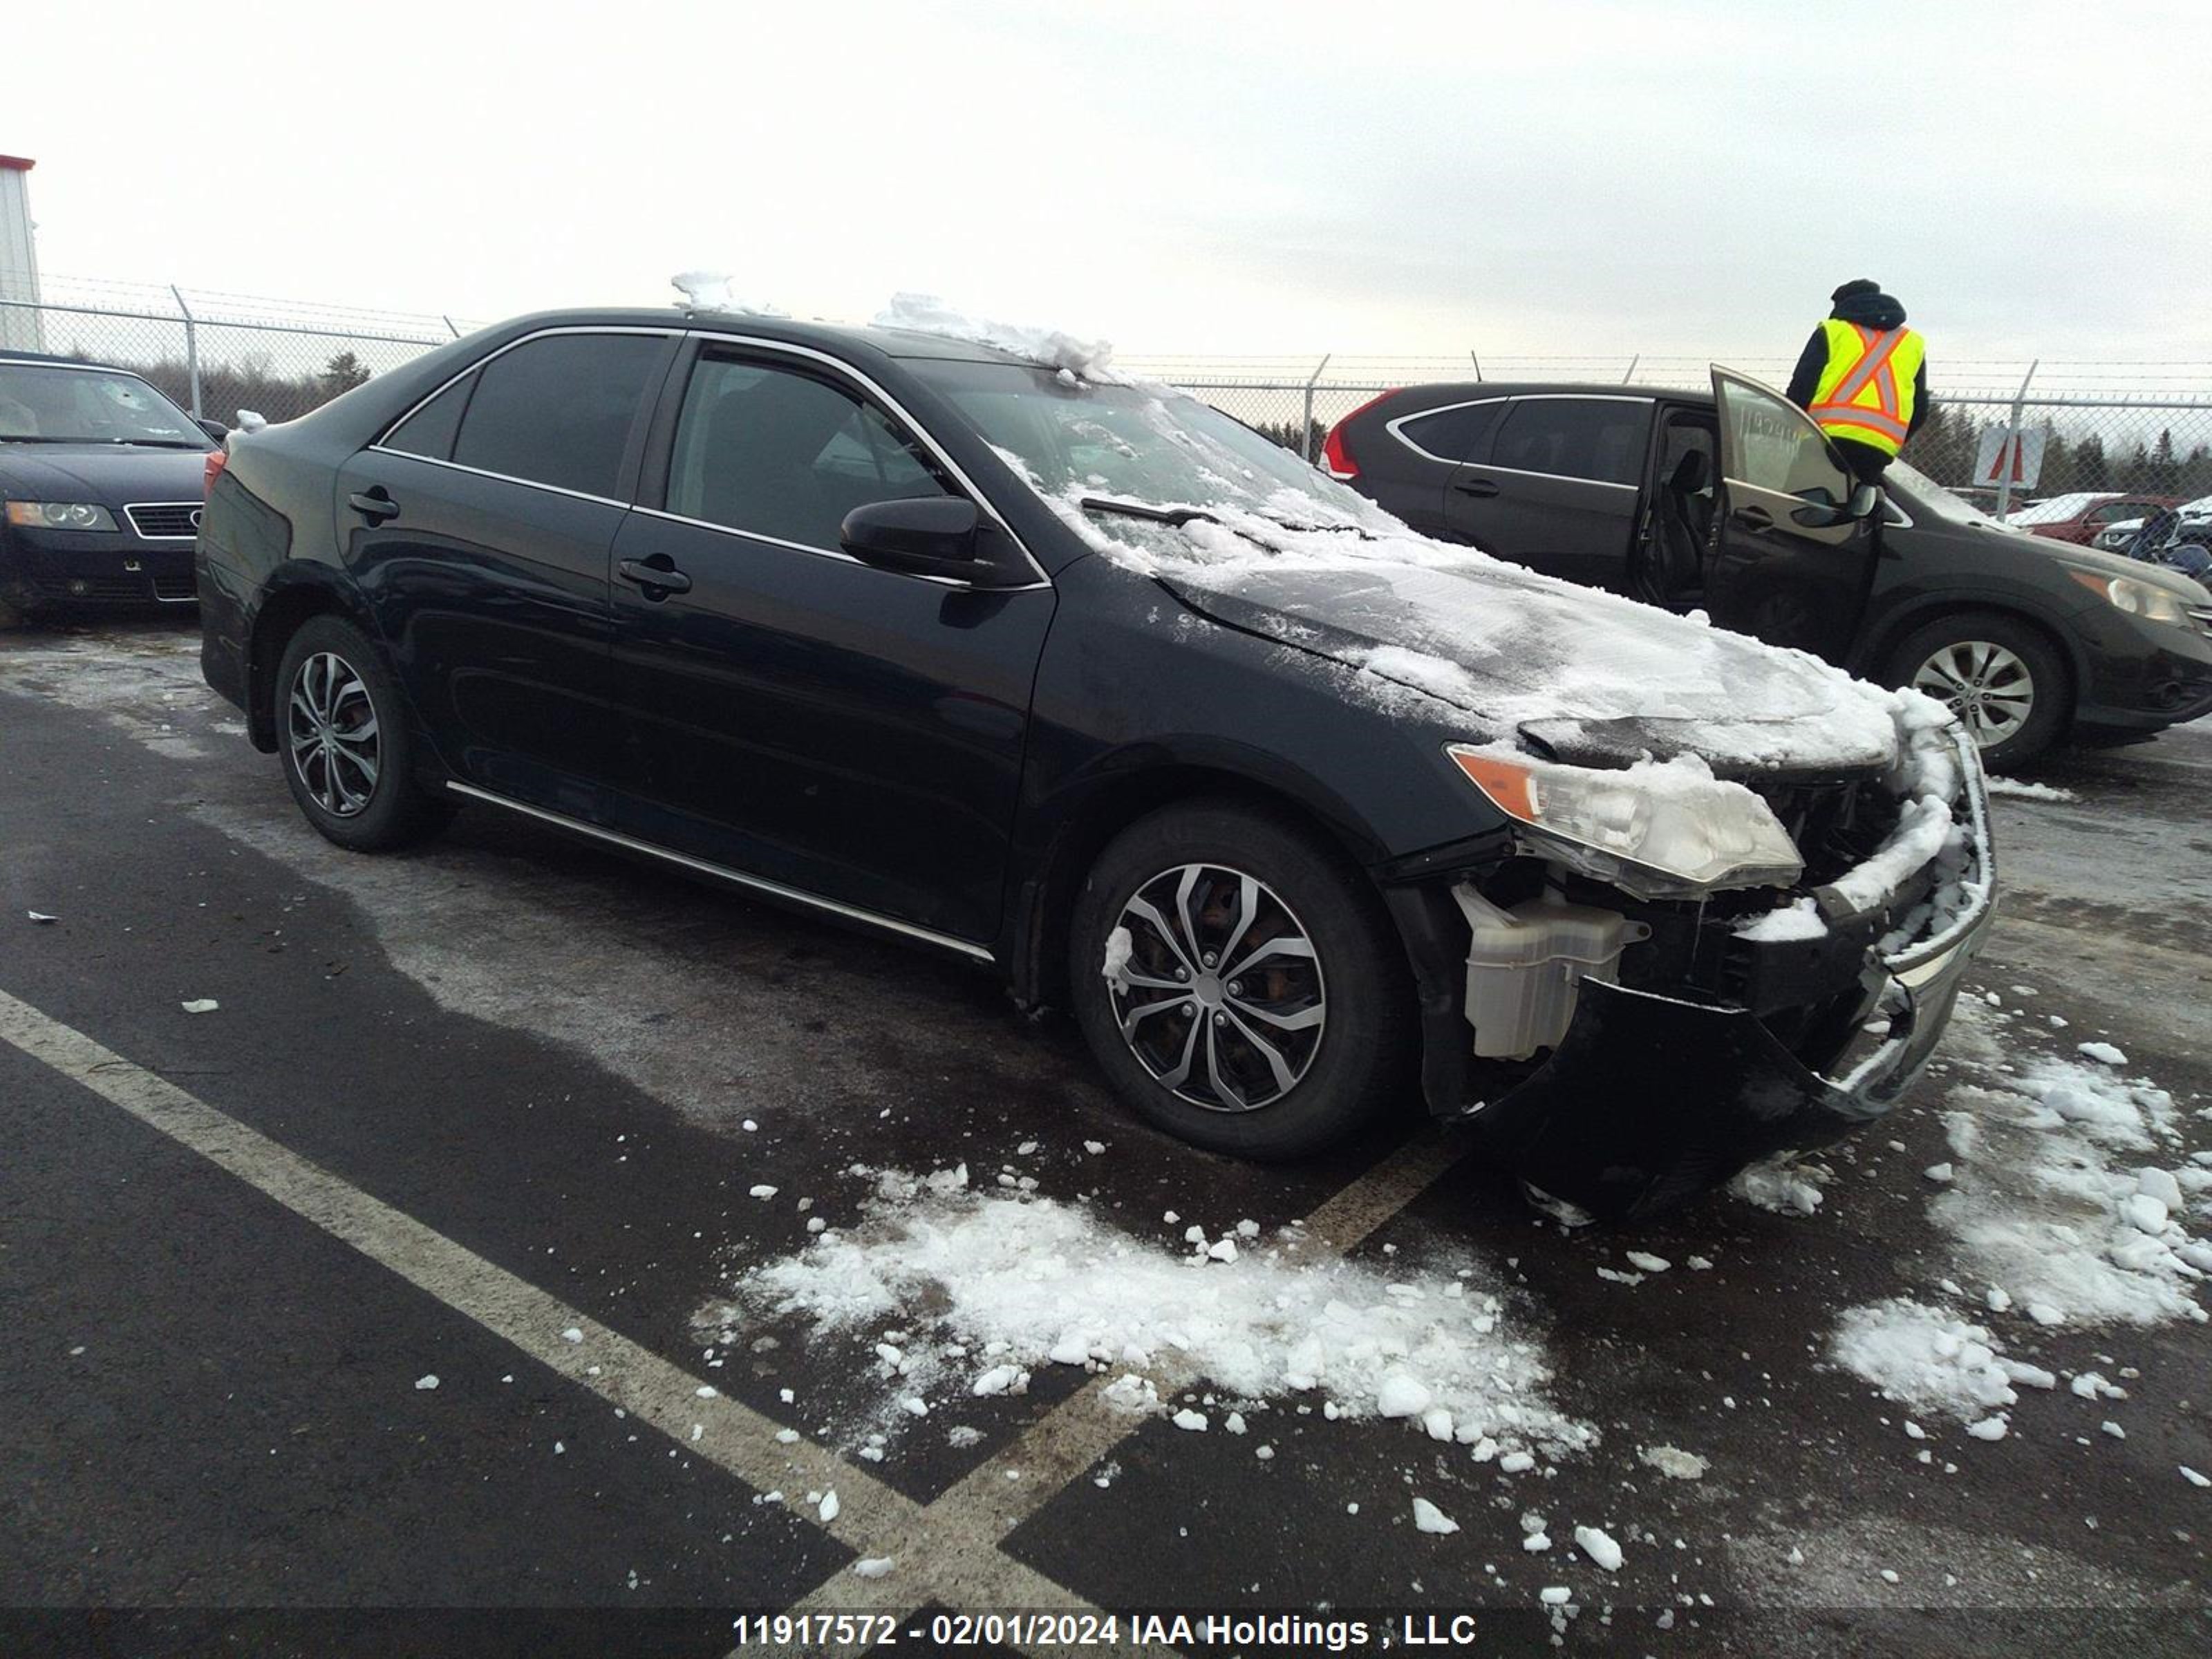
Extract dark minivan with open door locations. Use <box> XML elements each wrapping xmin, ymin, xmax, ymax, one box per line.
<box><xmin>1325</xmin><ymin>371</ymin><xmax>2212</xmax><ymax>769</ymax></box>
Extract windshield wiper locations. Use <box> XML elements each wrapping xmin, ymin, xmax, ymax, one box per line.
<box><xmin>1078</xmin><ymin>496</ymin><xmax>1221</xmax><ymax>527</ymax></box>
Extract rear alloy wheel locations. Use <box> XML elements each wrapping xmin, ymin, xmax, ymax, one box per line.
<box><xmin>274</xmin><ymin>615</ymin><xmax>453</xmax><ymax>852</ymax></box>
<box><xmin>1070</xmin><ymin>800</ymin><xmax>1412</xmax><ymax>1159</ymax></box>
<box><xmin>1885</xmin><ymin>612</ymin><xmax>2068</xmax><ymax>771</ymax></box>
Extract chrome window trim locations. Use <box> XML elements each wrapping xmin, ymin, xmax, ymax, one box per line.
<box><xmin>675</xmin><ymin>330</ymin><xmax>1051</xmax><ymax>588</ymax></box>
<box><xmin>626</xmin><ymin>504</ymin><xmax>1051</xmax><ymax>593</ymax></box>
<box><xmin>444</xmin><ymin>781</ymin><xmax>995</xmax><ymax>962</ymax></box>
<box><xmin>1384</xmin><ymin>397</ymin><xmax>1508</xmax><ymax>464</ymax></box>
<box><xmin>1391</xmin><ymin>393</ymin><xmax>1656</xmax><ymax>489</ymax></box>
<box><xmin>1457</xmin><ymin>460</ymin><xmax>1642</xmax><ymax>494</ymax></box>
<box><xmin>359</xmin><ymin>446</ymin><xmax>637</xmax><ymax>511</ymax></box>
<box><xmin>362</xmin><ymin>322</ymin><xmax>1053</xmax><ymax>591</ymax></box>
<box><xmin>122</xmin><ymin>500</ymin><xmax>204</xmax><ymax>541</ymax></box>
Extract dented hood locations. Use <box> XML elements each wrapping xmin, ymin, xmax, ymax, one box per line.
<box><xmin>1156</xmin><ymin>554</ymin><xmax>1904</xmax><ymax>776</ymax></box>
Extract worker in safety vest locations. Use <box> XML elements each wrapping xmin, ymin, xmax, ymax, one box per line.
<box><xmin>1783</xmin><ymin>279</ymin><xmax>1930</xmax><ymax>483</ymax></box>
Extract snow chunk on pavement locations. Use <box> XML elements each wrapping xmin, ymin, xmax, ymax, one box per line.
<box><xmin>414</xmin><ymin>1374</ymin><xmax>439</xmax><ymax>1390</ymax></box>
<box><xmin>1639</xmin><ymin>1445</ymin><xmax>1708</xmax><ymax>1480</ymax></box>
<box><xmin>733</xmin><ymin>1170</ymin><xmax>1584</xmax><ymax>1457</ymax></box>
<box><xmin>1574</xmin><ymin>1525</ymin><xmax>1624</xmax><ymax>1571</ymax></box>
<box><xmin>1624</xmin><ymin>1251</ymin><xmax>1672</xmax><ymax>1273</ymax></box>
<box><xmin>180</xmin><ymin>999</ymin><xmax>220</xmax><ymax>1015</ymax></box>
<box><xmin>1412</xmin><ymin>1497</ymin><xmax>1459</xmax><ymax>1535</ymax></box>
<box><xmin>851</xmin><ymin>1557</ymin><xmax>893</xmax><ymax>1578</ymax></box>
<box><xmin>1172</xmin><ymin>1408</ymin><xmax>1208</xmax><ymax>1432</ymax></box>
<box><xmin>2077</xmin><ymin>1042</ymin><xmax>2128</xmax><ymax>1067</ymax></box>
<box><xmin>1730</xmin><ymin>1157</ymin><xmax>1829</xmax><ymax>1217</ymax></box>
<box><xmin>1830</xmin><ymin>1299</ymin><xmax>2018</xmax><ymax>1421</ymax></box>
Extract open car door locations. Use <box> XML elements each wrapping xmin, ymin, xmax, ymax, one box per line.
<box><xmin>1707</xmin><ymin>368</ymin><xmax>1880</xmax><ymax>664</ymax></box>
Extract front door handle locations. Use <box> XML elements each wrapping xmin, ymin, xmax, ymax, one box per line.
<box><xmin>1453</xmin><ymin>478</ymin><xmax>1501</xmax><ymax>498</ymax></box>
<box><xmin>347</xmin><ymin>487</ymin><xmax>400</xmax><ymax>525</ymax></box>
<box><xmin>617</xmin><ymin>556</ymin><xmax>692</xmax><ymax>597</ymax></box>
<box><xmin>1732</xmin><ymin>505</ymin><xmax>1774</xmax><ymax>532</ymax></box>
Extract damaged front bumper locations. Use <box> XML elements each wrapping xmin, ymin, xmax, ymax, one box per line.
<box><xmin>1397</xmin><ymin>729</ymin><xmax>1996</xmax><ymax>1223</ymax></box>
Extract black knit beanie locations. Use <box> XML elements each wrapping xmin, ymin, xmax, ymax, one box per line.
<box><xmin>1832</xmin><ymin>279</ymin><xmax>1882</xmax><ymax>303</ymax></box>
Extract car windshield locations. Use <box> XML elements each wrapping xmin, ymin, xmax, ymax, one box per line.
<box><xmin>0</xmin><ymin>363</ymin><xmax>205</xmax><ymax>445</ymax></box>
<box><xmin>906</xmin><ymin>359</ymin><xmax>1389</xmax><ymax>539</ymax></box>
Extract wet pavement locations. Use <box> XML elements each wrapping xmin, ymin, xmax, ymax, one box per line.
<box><xmin>2</xmin><ymin>617</ymin><xmax>2206</xmax><ymax>1657</ymax></box>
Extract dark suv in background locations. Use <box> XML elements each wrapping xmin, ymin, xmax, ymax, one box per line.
<box><xmin>0</xmin><ymin>353</ymin><xmax>223</xmax><ymax>627</ymax></box>
<box><xmin>1324</xmin><ymin>375</ymin><xmax>2212</xmax><ymax>768</ymax></box>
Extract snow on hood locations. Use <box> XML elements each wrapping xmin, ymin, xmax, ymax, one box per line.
<box><xmin>1085</xmin><ymin>499</ymin><xmax>1912</xmax><ymax>774</ymax></box>
<box><xmin>874</xmin><ymin>292</ymin><xmax>1128</xmax><ymax>385</ymax></box>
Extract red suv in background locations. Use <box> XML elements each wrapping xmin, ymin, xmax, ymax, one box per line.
<box><xmin>2007</xmin><ymin>491</ymin><xmax>2178</xmax><ymax>545</ymax></box>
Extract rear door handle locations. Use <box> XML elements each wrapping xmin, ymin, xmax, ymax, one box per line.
<box><xmin>617</xmin><ymin>556</ymin><xmax>692</xmax><ymax>597</ymax></box>
<box><xmin>1453</xmin><ymin>478</ymin><xmax>1501</xmax><ymax>498</ymax></box>
<box><xmin>347</xmin><ymin>487</ymin><xmax>400</xmax><ymax>525</ymax></box>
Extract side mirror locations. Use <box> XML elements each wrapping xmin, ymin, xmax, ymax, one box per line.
<box><xmin>1789</xmin><ymin>482</ymin><xmax>1884</xmax><ymax>528</ymax></box>
<box><xmin>841</xmin><ymin>497</ymin><xmax>1007</xmax><ymax>584</ymax></box>
<box><xmin>196</xmin><ymin>418</ymin><xmax>228</xmax><ymax>442</ymax></box>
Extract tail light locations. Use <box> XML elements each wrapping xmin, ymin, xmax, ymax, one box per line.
<box><xmin>203</xmin><ymin>447</ymin><xmax>228</xmax><ymax>496</ymax></box>
<box><xmin>1318</xmin><ymin>389</ymin><xmax>1401</xmax><ymax>480</ymax></box>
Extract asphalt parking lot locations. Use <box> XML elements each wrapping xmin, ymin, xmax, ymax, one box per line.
<box><xmin>3</xmin><ymin>617</ymin><xmax>2209</xmax><ymax>1658</ymax></box>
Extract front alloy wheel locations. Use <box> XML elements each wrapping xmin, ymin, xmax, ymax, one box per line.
<box><xmin>1107</xmin><ymin>863</ymin><xmax>1327</xmax><ymax>1112</ymax></box>
<box><xmin>287</xmin><ymin>650</ymin><xmax>382</xmax><ymax>816</ymax></box>
<box><xmin>1070</xmin><ymin>799</ymin><xmax>1412</xmax><ymax>1160</ymax></box>
<box><xmin>1911</xmin><ymin>639</ymin><xmax>2035</xmax><ymax>750</ymax></box>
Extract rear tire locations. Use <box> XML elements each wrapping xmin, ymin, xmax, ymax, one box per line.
<box><xmin>0</xmin><ymin>597</ymin><xmax>28</xmax><ymax>631</ymax></box>
<box><xmin>1882</xmin><ymin>611</ymin><xmax>2070</xmax><ymax>771</ymax></box>
<box><xmin>1068</xmin><ymin>798</ymin><xmax>1414</xmax><ymax>1159</ymax></box>
<box><xmin>274</xmin><ymin>616</ymin><xmax>454</xmax><ymax>852</ymax></box>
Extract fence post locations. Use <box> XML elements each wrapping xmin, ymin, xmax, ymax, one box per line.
<box><xmin>1301</xmin><ymin>354</ymin><xmax>1331</xmax><ymax>462</ymax></box>
<box><xmin>443</xmin><ymin>315</ymin><xmax>461</xmax><ymax>339</ymax></box>
<box><xmin>1992</xmin><ymin>359</ymin><xmax>2038</xmax><ymax>521</ymax></box>
<box><xmin>170</xmin><ymin>285</ymin><xmax>202</xmax><ymax>418</ymax></box>
<box><xmin>1469</xmin><ymin>349</ymin><xmax>1482</xmax><ymax>382</ymax></box>
<box><xmin>1622</xmin><ymin>354</ymin><xmax>1640</xmax><ymax>385</ymax></box>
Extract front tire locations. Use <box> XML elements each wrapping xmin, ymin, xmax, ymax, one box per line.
<box><xmin>1884</xmin><ymin>612</ymin><xmax>2069</xmax><ymax>771</ymax></box>
<box><xmin>274</xmin><ymin>616</ymin><xmax>453</xmax><ymax>851</ymax></box>
<box><xmin>1068</xmin><ymin>799</ymin><xmax>1414</xmax><ymax>1159</ymax></box>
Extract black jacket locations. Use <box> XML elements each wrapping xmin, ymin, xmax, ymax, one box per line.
<box><xmin>1784</xmin><ymin>288</ymin><xmax>1931</xmax><ymax>438</ymax></box>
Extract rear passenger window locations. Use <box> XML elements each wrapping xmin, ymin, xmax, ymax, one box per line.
<box><xmin>1394</xmin><ymin>402</ymin><xmax>1503</xmax><ymax>463</ymax></box>
<box><xmin>450</xmin><ymin>334</ymin><xmax>664</xmax><ymax>498</ymax></box>
<box><xmin>665</xmin><ymin>356</ymin><xmax>951</xmax><ymax>550</ymax></box>
<box><xmin>1490</xmin><ymin>399</ymin><xmax>1649</xmax><ymax>486</ymax></box>
<box><xmin>382</xmin><ymin>371</ymin><xmax>476</xmax><ymax>461</ymax></box>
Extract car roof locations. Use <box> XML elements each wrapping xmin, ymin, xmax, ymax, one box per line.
<box><xmin>488</xmin><ymin>306</ymin><xmax>1040</xmax><ymax>367</ymax></box>
<box><xmin>1380</xmin><ymin>381</ymin><xmax>1709</xmax><ymax>407</ymax></box>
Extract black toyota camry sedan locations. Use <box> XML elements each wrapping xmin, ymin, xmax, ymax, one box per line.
<box><xmin>1</xmin><ymin>352</ymin><xmax>223</xmax><ymax>626</ymax></box>
<box><xmin>198</xmin><ymin>307</ymin><xmax>1995</xmax><ymax>1221</ymax></box>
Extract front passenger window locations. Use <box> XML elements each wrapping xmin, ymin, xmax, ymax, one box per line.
<box><xmin>665</xmin><ymin>357</ymin><xmax>952</xmax><ymax>550</ymax></box>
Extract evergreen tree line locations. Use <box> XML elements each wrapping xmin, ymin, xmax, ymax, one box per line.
<box><xmin>1898</xmin><ymin>403</ymin><xmax>2212</xmax><ymax>500</ymax></box>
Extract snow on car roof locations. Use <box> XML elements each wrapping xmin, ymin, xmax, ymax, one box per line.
<box><xmin>2004</xmin><ymin>492</ymin><xmax>2121</xmax><ymax>525</ymax></box>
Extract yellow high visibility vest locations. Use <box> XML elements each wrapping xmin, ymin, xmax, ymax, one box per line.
<box><xmin>1809</xmin><ymin>317</ymin><xmax>1924</xmax><ymax>456</ymax></box>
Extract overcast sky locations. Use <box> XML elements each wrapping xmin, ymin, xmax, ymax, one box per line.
<box><xmin>9</xmin><ymin>0</ymin><xmax>2207</xmax><ymax>367</ymax></box>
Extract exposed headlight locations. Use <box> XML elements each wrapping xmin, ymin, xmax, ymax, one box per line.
<box><xmin>5</xmin><ymin>500</ymin><xmax>121</xmax><ymax>532</ymax></box>
<box><xmin>2065</xmin><ymin>567</ymin><xmax>2194</xmax><ymax>626</ymax></box>
<box><xmin>1446</xmin><ymin>744</ymin><xmax>1804</xmax><ymax>896</ymax></box>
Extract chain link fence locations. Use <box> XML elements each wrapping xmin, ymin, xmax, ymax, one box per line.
<box><xmin>5</xmin><ymin>279</ymin><xmax>2208</xmax><ymax>524</ymax></box>
<box><xmin>0</xmin><ymin>276</ymin><xmax>484</xmax><ymax>425</ymax></box>
<box><xmin>1121</xmin><ymin>355</ymin><xmax>2212</xmax><ymax>522</ymax></box>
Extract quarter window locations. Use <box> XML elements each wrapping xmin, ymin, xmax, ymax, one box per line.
<box><xmin>665</xmin><ymin>357</ymin><xmax>951</xmax><ymax>549</ymax></box>
<box><xmin>449</xmin><ymin>334</ymin><xmax>665</xmax><ymax>498</ymax></box>
<box><xmin>1490</xmin><ymin>399</ymin><xmax>1649</xmax><ymax>486</ymax></box>
<box><xmin>1394</xmin><ymin>402</ymin><xmax>1504</xmax><ymax>464</ymax></box>
<box><xmin>383</xmin><ymin>370</ymin><xmax>477</xmax><ymax>462</ymax></box>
